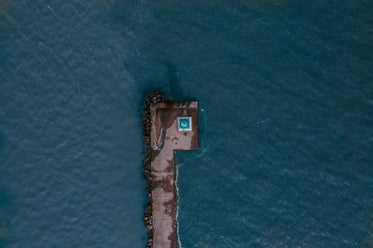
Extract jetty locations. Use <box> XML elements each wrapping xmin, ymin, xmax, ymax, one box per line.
<box><xmin>148</xmin><ymin>101</ymin><xmax>198</xmax><ymax>248</ymax></box>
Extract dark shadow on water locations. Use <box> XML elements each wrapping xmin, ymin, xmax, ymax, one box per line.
<box><xmin>163</xmin><ymin>60</ymin><xmax>186</xmax><ymax>101</ymax></box>
<box><xmin>144</xmin><ymin>60</ymin><xmax>196</xmax><ymax>100</ymax></box>
<box><xmin>139</xmin><ymin>59</ymin><xmax>197</xmax><ymax>108</ymax></box>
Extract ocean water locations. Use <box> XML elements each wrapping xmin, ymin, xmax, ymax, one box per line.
<box><xmin>0</xmin><ymin>0</ymin><xmax>372</xmax><ymax>247</ymax></box>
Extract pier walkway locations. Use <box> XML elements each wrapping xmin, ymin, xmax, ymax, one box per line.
<box><xmin>150</xmin><ymin>102</ymin><xmax>198</xmax><ymax>248</ymax></box>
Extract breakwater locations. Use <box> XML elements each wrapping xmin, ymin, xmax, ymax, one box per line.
<box><xmin>142</xmin><ymin>91</ymin><xmax>198</xmax><ymax>248</ymax></box>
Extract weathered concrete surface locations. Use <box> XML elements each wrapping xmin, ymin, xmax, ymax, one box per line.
<box><xmin>150</xmin><ymin>102</ymin><xmax>198</xmax><ymax>248</ymax></box>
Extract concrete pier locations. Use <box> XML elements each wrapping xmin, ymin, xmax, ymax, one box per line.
<box><xmin>150</xmin><ymin>101</ymin><xmax>198</xmax><ymax>248</ymax></box>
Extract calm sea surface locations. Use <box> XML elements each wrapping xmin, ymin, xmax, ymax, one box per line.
<box><xmin>0</xmin><ymin>1</ymin><xmax>372</xmax><ymax>247</ymax></box>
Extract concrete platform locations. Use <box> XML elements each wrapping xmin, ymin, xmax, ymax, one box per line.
<box><xmin>150</xmin><ymin>102</ymin><xmax>198</xmax><ymax>248</ymax></box>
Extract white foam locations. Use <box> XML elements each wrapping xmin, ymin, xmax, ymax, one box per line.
<box><xmin>175</xmin><ymin>159</ymin><xmax>182</xmax><ymax>248</ymax></box>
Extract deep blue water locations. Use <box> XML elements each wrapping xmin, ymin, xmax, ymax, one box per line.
<box><xmin>0</xmin><ymin>0</ymin><xmax>372</xmax><ymax>247</ymax></box>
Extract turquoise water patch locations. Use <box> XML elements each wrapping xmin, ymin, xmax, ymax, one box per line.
<box><xmin>178</xmin><ymin>117</ymin><xmax>192</xmax><ymax>131</ymax></box>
